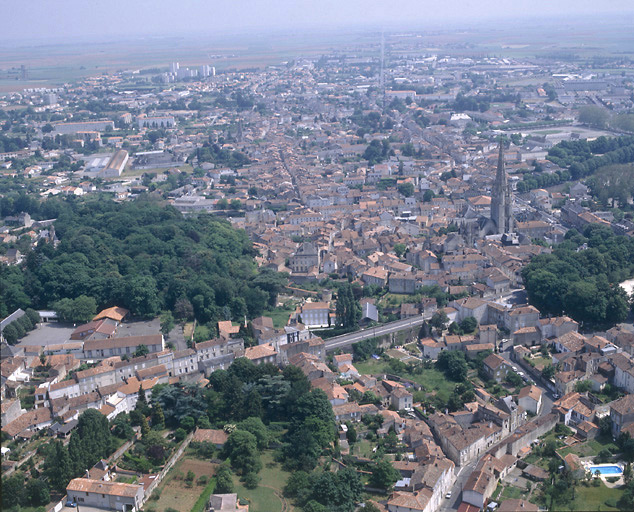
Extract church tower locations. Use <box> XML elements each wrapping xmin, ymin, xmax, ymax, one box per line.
<box><xmin>490</xmin><ymin>141</ymin><xmax>514</xmax><ymax>234</ymax></box>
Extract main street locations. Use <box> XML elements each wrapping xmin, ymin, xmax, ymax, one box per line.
<box><xmin>440</xmin><ymin>341</ymin><xmax>555</xmax><ymax>511</ymax></box>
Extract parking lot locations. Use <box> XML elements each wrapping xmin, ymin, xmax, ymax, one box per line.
<box><xmin>16</xmin><ymin>322</ymin><xmax>76</xmax><ymax>348</ymax></box>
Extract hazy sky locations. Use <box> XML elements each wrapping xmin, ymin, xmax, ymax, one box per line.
<box><xmin>5</xmin><ymin>0</ymin><xmax>634</xmax><ymax>42</ymax></box>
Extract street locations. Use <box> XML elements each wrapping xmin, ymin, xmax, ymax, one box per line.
<box><xmin>439</xmin><ymin>341</ymin><xmax>555</xmax><ymax>511</ymax></box>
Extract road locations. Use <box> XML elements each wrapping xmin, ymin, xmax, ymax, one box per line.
<box><xmin>439</xmin><ymin>341</ymin><xmax>555</xmax><ymax>511</ymax></box>
<box><xmin>325</xmin><ymin>315</ymin><xmax>429</xmax><ymax>352</ymax></box>
<box><xmin>324</xmin><ymin>289</ymin><xmax>527</xmax><ymax>353</ymax></box>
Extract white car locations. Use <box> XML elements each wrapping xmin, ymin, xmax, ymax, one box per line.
<box><xmin>446</xmin><ymin>491</ymin><xmax>452</xmax><ymax>499</ymax></box>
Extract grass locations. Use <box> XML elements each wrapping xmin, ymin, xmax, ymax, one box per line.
<box><xmin>261</xmin><ymin>306</ymin><xmax>295</xmax><ymax>328</ymax></box>
<box><xmin>502</xmin><ymin>484</ymin><xmax>528</xmax><ymax>500</ymax></box>
<box><xmin>353</xmin><ymin>358</ymin><xmax>456</xmax><ymax>404</ymax></box>
<box><xmin>149</xmin><ymin>457</ymin><xmax>216</xmax><ymax>512</ymax></box>
<box><xmin>558</xmin><ymin>435</ymin><xmax>619</xmax><ymax>458</ymax></box>
<box><xmin>190</xmin><ymin>476</ymin><xmax>217</xmax><ymax>512</ymax></box>
<box><xmin>354</xmin><ymin>439</ymin><xmax>376</xmax><ymax>459</ymax></box>
<box><xmin>570</xmin><ymin>481</ymin><xmax>623</xmax><ymax>511</ymax></box>
<box><xmin>232</xmin><ymin>451</ymin><xmax>295</xmax><ymax>512</ymax></box>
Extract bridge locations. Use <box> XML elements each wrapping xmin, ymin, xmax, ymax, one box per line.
<box><xmin>324</xmin><ymin>314</ymin><xmax>430</xmax><ymax>352</ymax></box>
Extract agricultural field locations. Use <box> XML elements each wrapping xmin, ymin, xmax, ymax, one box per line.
<box><xmin>146</xmin><ymin>456</ymin><xmax>216</xmax><ymax>512</ymax></box>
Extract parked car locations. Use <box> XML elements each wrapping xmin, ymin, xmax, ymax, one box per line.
<box><xmin>446</xmin><ymin>491</ymin><xmax>452</xmax><ymax>499</ymax></box>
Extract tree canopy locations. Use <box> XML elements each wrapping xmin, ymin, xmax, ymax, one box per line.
<box><xmin>1</xmin><ymin>196</ymin><xmax>287</xmax><ymax>324</ymax></box>
<box><xmin>523</xmin><ymin>224</ymin><xmax>633</xmax><ymax>327</ymax></box>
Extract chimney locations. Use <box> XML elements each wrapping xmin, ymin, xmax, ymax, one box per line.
<box><xmin>85</xmin><ymin>469</ymin><xmax>89</xmax><ymax>478</ymax></box>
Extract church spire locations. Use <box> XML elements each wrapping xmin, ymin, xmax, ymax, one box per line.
<box><xmin>490</xmin><ymin>137</ymin><xmax>513</xmax><ymax>234</ymax></box>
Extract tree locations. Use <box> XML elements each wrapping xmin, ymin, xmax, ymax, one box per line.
<box><xmin>160</xmin><ymin>310</ymin><xmax>174</xmax><ymax>337</ymax></box>
<box><xmin>394</xmin><ymin>243</ymin><xmax>406</xmax><ymax>258</ymax></box>
<box><xmin>430</xmin><ymin>310</ymin><xmax>449</xmax><ymax>333</ymax></box>
<box><xmin>308</xmin><ymin>468</ymin><xmax>363</xmax><ymax>512</ymax></box>
<box><xmin>180</xmin><ymin>415</ymin><xmax>196</xmax><ymax>432</ymax></box>
<box><xmin>215</xmin><ymin>463</ymin><xmax>235</xmax><ymax>494</ymax></box>
<box><xmin>151</xmin><ymin>402</ymin><xmax>165</xmax><ymax>430</ymax></box>
<box><xmin>506</xmin><ymin>372</ymin><xmax>523</xmax><ymax>387</ymax></box>
<box><xmin>436</xmin><ymin>350</ymin><xmax>468</xmax><ymax>382</ymax></box>
<box><xmin>284</xmin><ymin>470</ymin><xmax>310</xmax><ymax>498</ymax></box>
<box><xmin>542</xmin><ymin>364</ymin><xmax>556</xmax><ymax>380</ymax></box>
<box><xmin>24</xmin><ymin>478</ymin><xmax>50</xmax><ymax>507</ymax></box>
<box><xmin>397</xmin><ymin>182</ymin><xmax>414</xmax><ymax>197</ymax></box>
<box><xmin>2</xmin><ymin>472</ymin><xmax>24</xmax><ymax>508</ymax></box>
<box><xmin>625</xmin><ymin>463</ymin><xmax>633</xmax><ymax>485</ymax></box>
<box><xmin>2</xmin><ymin>322</ymin><xmax>19</xmax><ymax>344</ymax></box>
<box><xmin>143</xmin><ymin>430</ymin><xmax>169</xmax><ymax>463</ymax></box>
<box><xmin>460</xmin><ymin>316</ymin><xmax>478</xmax><ymax>334</ymax></box>
<box><xmin>335</xmin><ymin>283</ymin><xmax>361</xmax><ymax>329</ymax></box>
<box><xmin>141</xmin><ymin>416</ymin><xmax>150</xmax><ymax>438</ymax></box>
<box><xmin>579</xmin><ymin>105</ymin><xmax>610</xmax><ymax>129</ymax></box>
<box><xmin>237</xmin><ymin>417</ymin><xmax>269</xmax><ymax>450</ymax></box>
<box><xmin>44</xmin><ymin>440</ymin><xmax>74</xmax><ymax>491</ymax></box>
<box><xmin>423</xmin><ymin>189</ymin><xmax>435</xmax><ymax>202</ymax></box>
<box><xmin>225</xmin><ymin>429</ymin><xmax>262</xmax><ymax>475</ymax></box>
<box><xmin>125</xmin><ymin>275</ymin><xmax>160</xmax><ymax>318</ymax></box>
<box><xmin>53</xmin><ymin>295</ymin><xmax>97</xmax><ymax>324</ymax></box>
<box><xmin>243</xmin><ymin>472</ymin><xmax>260</xmax><ymax>489</ymax></box>
<box><xmin>370</xmin><ymin>459</ymin><xmax>401</xmax><ymax>490</ymax></box>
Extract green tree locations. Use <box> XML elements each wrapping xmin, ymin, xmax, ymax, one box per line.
<box><xmin>151</xmin><ymin>402</ymin><xmax>165</xmax><ymax>429</ymax></box>
<box><xmin>397</xmin><ymin>182</ymin><xmax>415</xmax><ymax>197</ymax></box>
<box><xmin>160</xmin><ymin>310</ymin><xmax>175</xmax><ymax>337</ymax></box>
<box><xmin>180</xmin><ymin>415</ymin><xmax>196</xmax><ymax>432</ymax></box>
<box><xmin>436</xmin><ymin>350</ymin><xmax>468</xmax><ymax>382</ymax></box>
<box><xmin>579</xmin><ymin>105</ymin><xmax>610</xmax><ymax>128</ymax></box>
<box><xmin>225</xmin><ymin>429</ymin><xmax>262</xmax><ymax>475</ymax></box>
<box><xmin>459</xmin><ymin>316</ymin><xmax>478</xmax><ymax>334</ymax></box>
<box><xmin>125</xmin><ymin>275</ymin><xmax>160</xmax><ymax>318</ymax></box>
<box><xmin>430</xmin><ymin>310</ymin><xmax>449</xmax><ymax>333</ymax></box>
<box><xmin>24</xmin><ymin>478</ymin><xmax>50</xmax><ymax>507</ymax></box>
<box><xmin>53</xmin><ymin>295</ymin><xmax>97</xmax><ymax>324</ymax></box>
<box><xmin>370</xmin><ymin>459</ymin><xmax>401</xmax><ymax>490</ymax></box>
<box><xmin>44</xmin><ymin>441</ymin><xmax>74</xmax><ymax>491</ymax></box>
<box><xmin>543</xmin><ymin>364</ymin><xmax>556</xmax><ymax>380</ymax></box>
<box><xmin>335</xmin><ymin>283</ymin><xmax>361</xmax><ymax>329</ymax></box>
<box><xmin>394</xmin><ymin>243</ymin><xmax>406</xmax><ymax>258</ymax></box>
<box><xmin>237</xmin><ymin>417</ymin><xmax>269</xmax><ymax>450</ymax></box>
<box><xmin>1</xmin><ymin>472</ymin><xmax>24</xmax><ymax>508</ymax></box>
<box><xmin>2</xmin><ymin>322</ymin><xmax>19</xmax><ymax>344</ymax></box>
<box><xmin>215</xmin><ymin>463</ymin><xmax>235</xmax><ymax>494</ymax></box>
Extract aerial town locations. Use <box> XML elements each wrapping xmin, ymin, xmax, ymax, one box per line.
<box><xmin>2</xmin><ymin>14</ymin><xmax>634</xmax><ymax>512</ymax></box>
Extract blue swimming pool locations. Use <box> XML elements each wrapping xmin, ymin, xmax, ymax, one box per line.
<box><xmin>589</xmin><ymin>465</ymin><xmax>622</xmax><ymax>475</ymax></box>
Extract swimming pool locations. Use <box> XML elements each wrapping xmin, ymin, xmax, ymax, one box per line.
<box><xmin>589</xmin><ymin>465</ymin><xmax>622</xmax><ymax>475</ymax></box>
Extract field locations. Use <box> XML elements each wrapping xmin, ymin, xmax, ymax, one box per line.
<box><xmin>570</xmin><ymin>481</ymin><xmax>623</xmax><ymax>511</ymax></box>
<box><xmin>262</xmin><ymin>305</ymin><xmax>295</xmax><ymax>328</ymax></box>
<box><xmin>353</xmin><ymin>358</ymin><xmax>456</xmax><ymax>404</ymax></box>
<box><xmin>148</xmin><ymin>456</ymin><xmax>216</xmax><ymax>512</ymax></box>
<box><xmin>231</xmin><ymin>451</ymin><xmax>295</xmax><ymax>512</ymax></box>
<box><xmin>557</xmin><ymin>435</ymin><xmax>619</xmax><ymax>458</ymax></box>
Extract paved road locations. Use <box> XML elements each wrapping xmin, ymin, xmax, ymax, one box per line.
<box><xmin>325</xmin><ymin>289</ymin><xmax>527</xmax><ymax>353</ymax></box>
<box><xmin>440</xmin><ymin>340</ymin><xmax>555</xmax><ymax>511</ymax></box>
<box><xmin>325</xmin><ymin>315</ymin><xmax>429</xmax><ymax>352</ymax></box>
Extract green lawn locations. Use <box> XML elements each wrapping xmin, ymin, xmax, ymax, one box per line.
<box><xmin>354</xmin><ymin>439</ymin><xmax>376</xmax><ymax>459</ymax></box>
<box><xmin>558</xmin><ymin>435</ymin><xmax>619</xmax><ymax>458</ymax></box>
<box><xmin>570</xmin><ymin>481</ymin><xmax>623</xmax><ymax>511</ymax></box>
<box><xmin>232</xmin><ymin>451</ymin><xmax>295</xmax><ymax>512</ymax></box>
<box><xmin>501</xmin><ymin>484</ymin><xmax>528</xmax><ymax>500</ymax></box>
<box><xmin>262</xmin><ymin>307</ymin><xmax>295</xmax><ymax>328</ymax></box>
<box><xmin>353</xmin><ymin>359</ymin><xmax>456</xmax><ymax>404</ymax></box>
